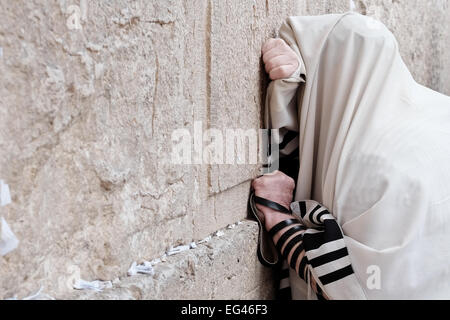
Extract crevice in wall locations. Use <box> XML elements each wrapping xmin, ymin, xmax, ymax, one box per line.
<box><xmin>152</xmin><ymin>52</ymin><xmax>159</xmax><ymax>137</ymax></box>
<box><xmin>205</xmin><ymin>0</ymin><xmax>213</xmax><ymax>197</ymax></box>
<box><xmin>145</xmin><ymin>19</ymin><xmax>175</xmax><ymax>26</ymax></box>
<box><xmin>68</xmin><ymin>219</ymin><xmax>246</xmax><ymax>296</ymax></box>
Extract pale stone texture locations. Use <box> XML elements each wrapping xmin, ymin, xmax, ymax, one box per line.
<box><xmin>62</xmin><ymin>221</ymin><xmax>275</xmax><ymax>300</ymax></box>
<box><xmin>0</xmin><ymin>0</ymin><xmax>449</xmax><ymax>299</ymax></box>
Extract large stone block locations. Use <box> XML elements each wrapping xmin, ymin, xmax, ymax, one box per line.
<box><xmin>0</xmin><ymin>0</ymin><xmax>206</xmax><ymax>298</ymax></box>
<box><xmin>0</xmin><ymin>0</ymin><xmax>449</xmax><ymax>299</ymax></box>
<box><xmin>62</xmin><ymin>220</ymin><xmax>275</xmax><ymax>300</ymax></box>
<box><xmin>208</xmin><ymin>0</ymin><xmax>299</xmax><ymax>194</ymax></box>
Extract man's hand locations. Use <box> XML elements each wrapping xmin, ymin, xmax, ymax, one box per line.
<box><xmin>262</xmin><ymin>38</ymin><xmax>299</xmax><ymax>80</ymax></box>
<box><xmin>251</xmin><ymin>170</ymin><xmax>295</xmax><ymax>230</ymax></box>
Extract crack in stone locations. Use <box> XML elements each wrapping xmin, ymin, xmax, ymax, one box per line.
<box><xmin>145</xmin><ymin>19</ymin><xmax>175</xmax><ymax>26</ymax></box>
<box><xmin>152</xmin><ymin>51</ymin><xmax>159</xmax><ymax>137</ymax></box>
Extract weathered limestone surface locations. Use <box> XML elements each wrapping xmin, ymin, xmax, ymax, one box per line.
<box><xmin>63</xmin><ymin>220</ymin><xmax>275</xmax><ymax>300</ymax></box>
<box><xmin>0</xmin><ymin>0</ymin><xmax>449</xmax><ymax>299</ymax></box>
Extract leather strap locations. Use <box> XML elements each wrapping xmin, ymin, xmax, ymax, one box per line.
<box><xmin>253</xmin><ymin>195</ymin><xmax>291</xmax><ymax>214</ymax></box>
<box><xmin>290</xmin><ymin>243</ymin><xmax>305</xmax><ymax>270</ymax></box>
<box><xmin>268</xmin><ymin>218</ymin><xmax>300</xmax><ymax>237</ymax></box>
<box><xmin>275</xmin><ymin>225</ymin><xmax>305</xmax><ymax>253</ymax></box>
<box><xmin>298</xmin><ymin>255</ymin><xmax>309</xmax><ymax>280</ymax></box>
<box><xmin>281</xmin><ymin>233</ymin><xmax>304</xmax><ymax>258</ymax></box>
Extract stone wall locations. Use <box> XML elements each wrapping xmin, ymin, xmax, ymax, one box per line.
<box><xmin>0</xmin><ymin>0</ymin><xmax>449</xmax><ymax>299</ymax></box>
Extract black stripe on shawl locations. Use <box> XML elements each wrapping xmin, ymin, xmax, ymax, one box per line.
<box><xmin>315</xmin><ymin>209</ymin><xmax>330</xmax><ymax>224</ymax></box>
<box><xmin>308</xmin><ymin>204</ymin><xmax>323</xmax><ymax>225</ymax></box>
<box><xmin>298</xmin><ymin>201</ymin><xmax>307</xmax><ymax>218</ymax></box>
<box><xmin>302</xmin><ymin>220</ymin><xmax>343</xmax><ymax>251</ymax></box>
<box><xmin>319</xmin><ymin>264</ymin><xmax>354</xmax><ymax>285</ymax></box>
<box><xmin>308</xmin><ymin>247</ymin><xmax>349</xmax><ymax>268</ymax></box>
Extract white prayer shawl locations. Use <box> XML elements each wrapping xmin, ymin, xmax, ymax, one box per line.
<box><xmin>265</xmin><ymin>12</ymin><xmax>450</xmax><ymax>299</ymax></box>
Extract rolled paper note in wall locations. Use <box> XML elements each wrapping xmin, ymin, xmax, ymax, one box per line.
<box><xmin>0</xmin><ymin>217</ymin><xmax>19</xmax><ymax>256</ymax></box>
<box><xmin>0</xmin><ymin>180</ymin><xmax>12</xmax><ymax>207</ymax></box>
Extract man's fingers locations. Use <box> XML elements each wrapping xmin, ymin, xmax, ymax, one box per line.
<box><xmin>269</xmin><ymin>64</ymin><xmax>297</xmax><ymax>80</ymax></box>
<box><xmin>262</xmin><ymin>46</ymin><xmax>287</xmax><ymax>63</ymax></box>
<box><xmin>265</xmin><ymin>55</ymin><xmax>294</xmax><ymax>73</ymax></box>
<box><xmin>261</xmin><ymin>38</ymin><xmax>278</xmax><ymax>54</ymax></box>
<box><xmin>261</xmin><ymin>38</ymin><xmax>284</xmax><ymax>54</ymax></box>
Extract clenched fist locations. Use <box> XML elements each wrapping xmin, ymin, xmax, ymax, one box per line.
<box><xmin>262</xmin><ymin>38</ymin><xmax>299</xmax><ymax>80</ymax></box>
<box><xmin>252</xmin><ymin>170</ymin><xmax>296</xmax><ymax>230</ymax></box>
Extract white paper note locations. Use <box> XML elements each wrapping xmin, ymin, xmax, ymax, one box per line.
<box><xmin>127</xmin><ymin>261</ymin><xmax>155</xmax><ymax>276</ymax></box>
<box><xmin>166</xmin><ymin>244</ymin><xmax>190</xmax><ymax>256</ymax></box>
<box><xmin>0</xmin><ymin>217</ymin><xmax>19</xmax><ymax>256</ymax></box>
<box><xmin>73</xmin><ymin>279</ymin><xmax>113</xmax><ymax>292</ymax></box>
<box><xmin>0</xmin><ymin>180</ymin><xmax>12</xmax><ymax>206</ymax></box>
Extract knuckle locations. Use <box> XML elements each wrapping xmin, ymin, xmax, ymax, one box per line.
<box><xmin>259</xmin><ymin>177</ymin><xmax>269</xmax><ymax>187</ymax></box>
<box><xmin>252</xmin><ymin>178</ymin><xmax>260</xmax><ymax>189</ymax></box>
<box><xmin>253</xmin><ymin>177</ymin><xmax>267</xmax><ymax>188</ymax></box>
<box><xmin>275</xmin><ymin>38</ymin><xmax>285</xmax><ymax>46</ymax></box>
